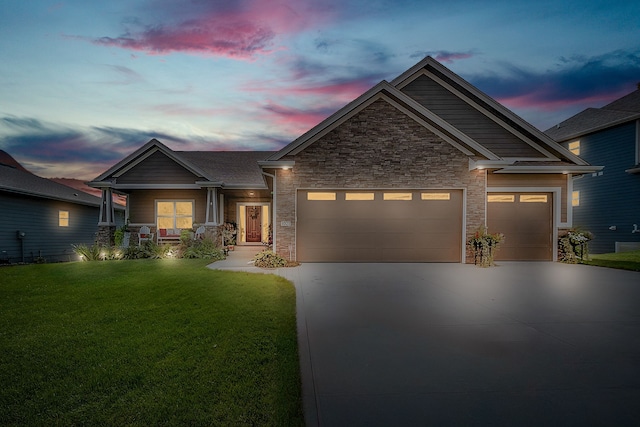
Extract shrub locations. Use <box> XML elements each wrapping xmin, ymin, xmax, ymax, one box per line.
<box><xmin>182</xmin><ymin>238</ymin><xmax>226</xmax><ymax>260</ymax></box>
<box><xmin>72</xmin><ymin>244</ymin><xmax>123</xmax><ymax>261</ymax></box>
<box><xmin>253</xmin><ymin>250</ymin><xmax>287</xmax><ymax>268</ymax></box>
<box><xmin>72</xmin><ymin>243</ymin><xmax>102</xmax><ymax>261</ymax></box>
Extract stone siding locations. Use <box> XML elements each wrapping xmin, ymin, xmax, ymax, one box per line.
<box><xmin>273</xmin><ymin>98</ymin><xmax>486</xmax><ymax>262</ymax></box>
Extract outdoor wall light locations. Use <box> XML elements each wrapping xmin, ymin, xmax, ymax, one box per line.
<box><xmin>609</xmin><ymin>226</ymin><xmax>617</xmax><ymax>231</ymax></box>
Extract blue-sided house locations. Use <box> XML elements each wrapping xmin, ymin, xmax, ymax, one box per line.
<box><xmin>546</xmin><ymin>88</ymin><xmax>640</xmax><ymax>253</ymax></box>
<box><xmin>0</xmin><ymin>151</ymin><xmax>124</xmax><ymax>263</ymax></box>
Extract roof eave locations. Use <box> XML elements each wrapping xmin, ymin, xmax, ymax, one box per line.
<box><xmin>550</xmin><ymin>113</ymin><xmax>640</xmax><ymax>143</ymax></box>
<box><xmin>493</xmin><ymin>165</ymin><xmax>604</xmax><ymax>174</ymax></box>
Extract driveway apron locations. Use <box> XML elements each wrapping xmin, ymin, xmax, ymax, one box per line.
<box><xmin>278</xmin><ymin>262</ymin><xmax>640</xmax><ymax>426</ymax></box>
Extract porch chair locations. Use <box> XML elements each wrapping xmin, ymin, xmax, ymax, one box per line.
<box><xmin>194</xmin><ymin>225</ymin><xmax>206</xmax><ymax>240</ymax></box>
<box><xmin>138</xmin><ymin>225</ymin><xmax>154</xmax><ymax>245</ymax></box>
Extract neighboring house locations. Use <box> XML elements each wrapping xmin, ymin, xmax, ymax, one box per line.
<box><xmin>90</xmin><ymin>56</ymin><xmax>601</xmax><ymax>263</ymax></box>
<box><xmin>0</xmin><ymin>151</ymin><xmax>124</xmax><ymax>263</ymax></box>
<box><xmin>546</xmin><ymin>88</ymin><xmax>640</xmax><ymax>254</ymax></box>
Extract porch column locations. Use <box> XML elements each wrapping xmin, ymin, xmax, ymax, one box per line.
<box><xmin>205</xmin><ymin>187</ymin><xmax>219</xmax><ymax>225</ymax></box>
<box><xmin>98</xmin><ymin>187</ymin><xmax>115</xmax><ymax>225</ymax></box>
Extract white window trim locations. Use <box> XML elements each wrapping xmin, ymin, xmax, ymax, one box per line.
<box><xmin>155</xmin><ymin>199</ymin><xmax>195</xmax><ymax>230</ymax></box>
<box><xmin>487</xmin><ymin>187</ymin><xmax>563</xmax><ymax>262</ymax></box>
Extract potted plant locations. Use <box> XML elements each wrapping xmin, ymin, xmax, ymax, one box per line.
<box><xmin>468</xmin><ymin>225</ymin><xmax>504</xmax><ymax>267</ymax></box>
<box><xmin>221</xmin><ymin>222</ymin><xmax>237</xmax><ymax>251</ymax></box>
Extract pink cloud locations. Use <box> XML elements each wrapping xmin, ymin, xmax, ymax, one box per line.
<box><xmin>92</xmin><ymin>1</ymin><xmax>336</xmax><ymax>58</ymax></box>
<box><xmin>497</xmin><ymin>89</ymin><xmax>629</xmax><ymax>112</ymax></box>
<box><xmin>260</xmin><ymin>102</ymin><xmax>336</xmax><ymax>135</ymax></box>
<box><xmin>243</xmin><ymin>78</ymin><xmax>376</xmax><ymax>104</ymax></box>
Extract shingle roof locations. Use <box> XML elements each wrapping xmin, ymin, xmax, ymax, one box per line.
<box><xmin>545</xmin><ymin>89</ymin><xmax>640</xmax><ymax>142</ymax></box>
<box><xmin>0</xmin><ymin>162</ymin><xmax>104</xmax><ymax>207</ymax></box>
<box><xmin>178</xmin><ymin>151</ymin><xmax>274</xmax><ymax>187</ymax></box>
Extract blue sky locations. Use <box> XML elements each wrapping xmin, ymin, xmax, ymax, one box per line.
<box><xmin>1</xmin><ymin>0</ymin><xmax>639</xmax><ymax>179</ymax></box>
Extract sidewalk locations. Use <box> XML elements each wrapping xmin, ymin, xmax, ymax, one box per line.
<box><xmin>206</xmin><ymin>245</ymin><xmax>268</xmax><ymax>273</ymax></box>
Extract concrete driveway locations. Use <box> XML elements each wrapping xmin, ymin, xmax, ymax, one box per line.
<box><xmin>277</xmin><ymin>262</ymin><xmax>640</xmax><ymax>426</ymax></box>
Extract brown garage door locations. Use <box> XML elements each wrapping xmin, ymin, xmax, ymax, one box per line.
<box><xmin>297</xmin><ymin>190</ymin><xmax>462</xmax><ymax>262</ymax></box>
<box><xmin>487</xmin><ymin>193</ymin><xmax>552</xmax><ymax>261</ymax></box>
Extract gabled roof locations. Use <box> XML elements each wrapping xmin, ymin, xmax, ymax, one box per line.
<box><xmin>264</xmin><ymin>56</ymin><xmax>590</xmax><ymax>170</ymax></box>
<box><xmin>90</xmin><ymin>138</ymin><xmax>273</xmax><ymax>189</ymax></box>
<box><xmin>0</xmin><ymin>161</ymin><xmax>105</xmax><ymax>207</ymax></box>
<box><xmin>91</xmin><ymin>138</ymin><xmax>211</xmax><ymax>183</ymax></box>
<box><xmin>179</xmin><ymin>151</ymin><xmax>274</xmax><ymax>187</ymax></box>
<box><xmin>545</xmin><ymin>89</ymin><xmax>640</xmax><ymax>142</ymax></box>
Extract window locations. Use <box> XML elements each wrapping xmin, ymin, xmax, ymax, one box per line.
<box><xmin>59</xmin><ymin>210</ymin><xmax>69</xmax><ymax>227</ymax></box>
<box><xmin>568</xmin><ymin>141</ymin><xmax>580</xmax><ymax>155</ymax></box>
<box><xmin>307</xmin><ymin>192</ymin><xmax>336</xmax><ymax>201</ymax></box>
<box><xmin>383</xmin><ymin>193</ymin><xmax>412</xmax><ymax>201</ymax></box>
<box><xmin>345</xmin><ymin>192</ymin><xmax>375</xmax><ymax>201</ymax></box>
<box><xmin>157</xmin><ymin>201</ymin><xmax>194</xmax><ymax>229</ymax></box>
<box><xmin>487</xmin><ymin>194</ymin><xmax>515</xmax><ymax>203</ymax></box>
<box><xmin>421</xmin><ymin>193</ymin><xmax>450</xmax><ymax>200</ymax></box>
<box><xmin>572</xmin><ymin>191</ymin><xmax>580</xmax><ymax>207</ymax></box>
<box><xmin>520</xmin><ymin>195</ymin><xmax>548</xmax><ymax>203</ymax></box>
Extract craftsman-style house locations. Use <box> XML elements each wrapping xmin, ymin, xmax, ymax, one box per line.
<box><xmin>90</xmin><ymin>57</ymin><xmax>601</xmax><ymax>262</ymax></box>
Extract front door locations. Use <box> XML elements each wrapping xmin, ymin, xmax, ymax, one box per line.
<box><xmin>246</xmin><ymin>206</ymin><xmax>262</xmax><ymax>242</ymax></box>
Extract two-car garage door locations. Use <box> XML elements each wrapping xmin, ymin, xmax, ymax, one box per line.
<box><xmin>297</xmin><ymin>190</ymin><xmax>463</xmax><ymax>262</ymax></box>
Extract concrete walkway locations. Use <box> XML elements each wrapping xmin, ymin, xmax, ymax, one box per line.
<box><xmin>210</xmin><ymin>257</ymin><xmax>640</xmax><ymax>426</ymax></box>
<box><xmin>206</xmin><ymin>245</ymin><xmax>271</xmax><ymax>273</ymax></box>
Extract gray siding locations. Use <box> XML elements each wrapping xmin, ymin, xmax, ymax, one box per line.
<box><xmin>1</xmin><ymin>192</ymin><xmax>110</xmax><ymax>263</ymax></box>
<box><xmin>117</xmin><ymin>151</ymin><xmax>201</xmax><ymax>184</ymax></box>
<box><xmin>402</xmin><ymin>75</ymin><xmax>545</xmax><ymax>158</ymax></box>
<box><xmin>128</xmin><ymin>189</ymin><xmax>208</xmax><ymax>224</ymax></box>
<box><xmin>565</xmin><ymin>122</ymin><xmax>640</xmax><ymax>253</ymax></box>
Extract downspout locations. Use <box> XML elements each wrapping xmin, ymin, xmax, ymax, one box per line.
<box><xmin>261</xmin><ymin>170</ymin><xmax>277</xmax><ymax>253</ymax></box>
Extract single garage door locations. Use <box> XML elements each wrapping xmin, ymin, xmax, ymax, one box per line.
<box><xmin>297</xmin><ymin>189</ymin><xmax>462</xmax><ymax>262</ymax></box>
<box><xmin>487</xmin><ymin>192</ymin><xmax>553</xmax><ymax>261</ymax></box>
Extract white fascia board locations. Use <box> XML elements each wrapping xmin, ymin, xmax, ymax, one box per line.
<box><xmin>221</xmin><ymin>183</ymin><xmax>269</xmax><ymax>190</ymax></box>
<box><xmin>195</xmin><ymin>181</ymin><xmax>224</xmax><ymax>187</ymax></box>
<box><xmin>258</xmin><ymin>160</ymin><xmax>295</xmax><ymax>168</ymax></box>
<box><xmin>493</xmin><ymin>165</ymin><xmax>604</xmax><ymax>174</ymax></box>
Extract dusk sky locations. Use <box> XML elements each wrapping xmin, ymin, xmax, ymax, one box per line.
<box><xmin>1</xmin><ymin>0</ymin><xmax>639</xmax><ymax>180</ymax></box>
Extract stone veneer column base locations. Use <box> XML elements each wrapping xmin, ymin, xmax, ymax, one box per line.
<box><xmin>97</xmin><ymin>225</ymin><xmax>116</xmax><ymax>247</ymax></box>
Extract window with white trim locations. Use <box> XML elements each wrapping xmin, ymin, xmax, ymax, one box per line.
<box><xmin>157</xmin><ymin>201</ymin><xmax>194</xmax><ymax>229</ymax></box>
<box><xmin>568</xmin><ymin>140</ymin><xmax>580</xmax><ymax>155</ymax></box>
<box><xmin>59</xmin><ymin>210</ymin><xmax>69</xmax><ymax>227</ymax></box>
<box><xmin>572</xmin><ymin>191</ymin><xmax>580</xmax><ymax>207</ymax></box>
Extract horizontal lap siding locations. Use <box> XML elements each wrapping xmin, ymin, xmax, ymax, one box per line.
<box><xmin>567</xmin><ymin>122</ymin><xmax>640</xmax><ymax>253</ymax></box>
<box><xmin>128</xmin><ymin>189</ymin><xmax>207</xmax><ymax>224</ymax></box>
<box><xmin>1</xmin><ymin>193</ymin><xmax>102</xmax><ymax>263</ymax></box>
<box><xmin>117</xmin><ymin>151</ymin><xmax>201</xmax><ymax>184</ymax></box>
<box><xmin>402</xmin><ymin>75</ymin><xmax>544</xmax><ymax>158</ymax></box>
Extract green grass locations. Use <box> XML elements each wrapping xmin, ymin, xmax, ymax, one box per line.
<box><xmin>0</xmin><ymin>259</ymin><xmax>303</xmax><ymax>426</ymax></box>
<box><xmin>585</xmin><ymin>249</ymin><xmax>640</xmax><ymax>271</ymax></box>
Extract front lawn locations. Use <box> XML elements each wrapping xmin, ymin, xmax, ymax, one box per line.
<box><xmin>585</xmin><ymin>249</ymin><xmax>640</xmax><ymax>271</ymax></box>
<box><xmin>0</xmin><ymin>259</ymin><xmax>303</xmax><ymax>426</ymax></box>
